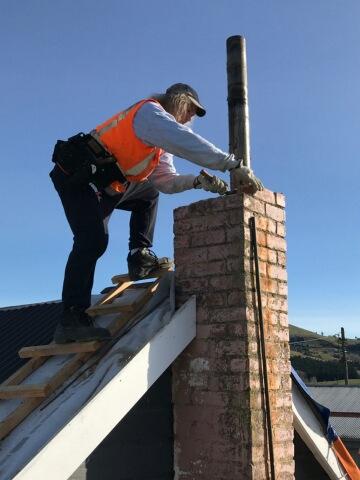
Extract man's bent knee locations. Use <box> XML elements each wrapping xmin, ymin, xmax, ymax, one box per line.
<box><xmin>73</xmin><ymin>232</ymin><xmax>108</xmax><ymax>260</ymax></box>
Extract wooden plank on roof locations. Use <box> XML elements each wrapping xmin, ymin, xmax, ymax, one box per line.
<box><xmin>0</xmin><ymin>398</ymin><xmax>44</xmax><ymax>440</ymax></box>
<box><xmin>18</xmin><ymin>341</ymin><xmax>103</xmax><ymax>359</ymax></box>
<box><xmin>87</xmin><ymin>302</ymin><xmax>135</xmax><ymax>318</ymax></box>
<box><xmin>108</xmin><ymin>279</ymin><xmax>160</xmax><ymax>336</ymax></box>
<box><xmin>92</xmin><ymin>280</ymin><xmax>134</xmax><ymax>308</ymax></box>
<box><xmin>1</xmin><ymin>358</ymin><xmax>48</xmax><ymax>386</ymax></box>
<box><xmin>111</xmin><ymin>265</ymin><xmax>173</xmax><ymax>285</ymax></box>
<box><xmin>0</xmin><ymin>384</ymin><xmax>51</xmax><ymax>399</ymax></box>
<box><xmin>0</xmin><ymin>352</ymin><xmax>92</xmax><ymax>440</ymax></box>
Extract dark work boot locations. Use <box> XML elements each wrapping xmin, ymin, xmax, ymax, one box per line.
<box><xmin>127</xmin><ymin>248</ymin><xmax>173</xmax><ymax>281</ymax></box>
<box><xmin>54</xmin><ymin>307</ymin><xmax>111</xmax><ymax>344</ymax></box>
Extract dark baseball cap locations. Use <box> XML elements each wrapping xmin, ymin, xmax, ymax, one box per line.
<box><xmin>166</xmin><ymin>83</ymin><xmax>206</xmax><ymax>117</ymax></box>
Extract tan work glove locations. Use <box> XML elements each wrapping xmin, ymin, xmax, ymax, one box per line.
<box><xmin>194</xmin><ymin>170</ymin><xmax>229</xmax><ymax>195</ymax></box>
<box><xmin>232</xmin><ymin>164</ymin><xmax>264</xmax><ymax>194</ymax></box>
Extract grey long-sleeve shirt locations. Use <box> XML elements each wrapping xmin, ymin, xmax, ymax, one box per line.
<box><xmin>133</xmin><ymin>101</ymin><xmax>238</xmax><ymax>194</ymax></box>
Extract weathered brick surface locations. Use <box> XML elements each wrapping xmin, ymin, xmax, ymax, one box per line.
<box><xmin>173</xmin><ymin>189</ymin><xmax>294</xmax><ymax>480</ymax></box>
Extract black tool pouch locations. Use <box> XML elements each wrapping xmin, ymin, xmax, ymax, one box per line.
<box><xmin>91</xmin><ymin>163</ymin><xmax>129</xmax><ymax>190</ymax></box>
<box><xmin>52</xmin><ymin>133</ymin><xmax>128</xmax><ymax>189</ymax></box>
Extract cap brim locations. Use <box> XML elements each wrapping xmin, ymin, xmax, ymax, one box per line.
<box><xmin>188</xmin><ymin>96</ymin><xmax>206</xmax><ymax>117</ymax></box>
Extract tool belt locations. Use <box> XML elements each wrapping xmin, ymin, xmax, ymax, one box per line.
<box><xmin>52</xmin><ymin>132</ymin><xmax>128</xmax><ymax>189</ymax></box>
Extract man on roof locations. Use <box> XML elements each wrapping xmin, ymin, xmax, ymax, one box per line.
<box><xmin>50</xmin><ymin>83</ymin><xmax>263</xmax><ymax>344</ymax></box>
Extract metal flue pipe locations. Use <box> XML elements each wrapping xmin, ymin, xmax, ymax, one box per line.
<box><xmin>226</xmin><ymin>35</ymin><xmax>251</xmax><ymax>177</ymax></box>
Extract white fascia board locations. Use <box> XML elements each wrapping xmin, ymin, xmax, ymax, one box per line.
<box><xmin>292</xmin><ymin>382</ymin><xmax>347</xmax><ymax>480</ymax></box>
<box><xmin>13</xmin><ymin>296</ymin><xmax>196</xmax><ymax>480</ymax></box>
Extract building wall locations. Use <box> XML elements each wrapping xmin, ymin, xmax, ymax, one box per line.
<box><xmin>343</xmin><ymin>439</ymin><xmax>360</xmax><ymax>468</ymax></box>
<box><xmin>293</xmin><ymin>432</ymin><xmax>329</xmax><ymax>479</ymax></box>
<box><xmin>172</xmin><ymin>190</ymin><xmax>294</xmax><ymax>479</ymax></box>
<box><xmin>70</xmin><ymin>368</ymin><xmax>174</xmax><ymax>480</ymax></box>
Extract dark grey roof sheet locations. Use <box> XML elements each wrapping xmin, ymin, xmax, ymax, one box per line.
<box><xmin>308</xmin><ymin>386</ymin><xmax>360</xmax><ymax>413</ymax></box>
<box><xmin>330</xmin><ymin>417</ymin><xmax>360</xmax><ymax>440</ymax></box>
<box><xmin>0</xmin><ymin>302</ymin><xmax>62</xmax><ymax>383</ymax></box>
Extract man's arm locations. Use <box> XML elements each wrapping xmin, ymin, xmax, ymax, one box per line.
<box><xmin>149</xmin><ymin>152</ymin><xmax>196</xmax><ymax>194</ymax></box>
<box><xmin>134</xmin><ymin>101</ymin><xmax>239</xmax><ymax>172</ymax></box>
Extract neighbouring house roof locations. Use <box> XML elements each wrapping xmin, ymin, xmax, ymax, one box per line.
<box><xmin>0</xmin><ymin>302</ymin><xmax>62</xmax><ymax>383</ymax></box>
<box><xmin>308</xmin><ymin>386</ymin><xmax>360</xmax><ymax>413</ymax></box>
<box><xmin>309</xmin><ymin>386</ymin><xmax>360</xmax><ymax>441</ymax></box>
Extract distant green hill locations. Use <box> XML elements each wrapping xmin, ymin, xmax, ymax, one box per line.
<box><xmin>289</xmin><ymin>324</ymin><xmax>360</xmax><ymax>383</ymax></box>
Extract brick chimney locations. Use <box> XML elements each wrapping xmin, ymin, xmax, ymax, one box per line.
<box><xmin>172</xmin><ymin>190</ymin><xmax>294</xmax><ymax>480</ymax></box>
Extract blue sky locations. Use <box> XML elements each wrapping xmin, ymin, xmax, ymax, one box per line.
<box><xmin>1</xmin><ymin>1</ymin><xmax>359</xmax><ymax>337</ymax></box>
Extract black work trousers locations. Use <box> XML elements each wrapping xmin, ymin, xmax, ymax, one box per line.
<box><xmin>50</xmin><ymin>165</ymin><xmax>159</xmax><ymax>310</ymax></box>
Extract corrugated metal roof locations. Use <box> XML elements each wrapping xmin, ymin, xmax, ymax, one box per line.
<box><xmin>330</xmin><ymin>417</ymin><xmax>360</xmax><ymax>440</ymax></box>
<box><xmin>0</xmin><ymin>302</ymin><xmax>62</xmax><ymax>383</ymax></box>
<box><xmin>308</xmin><ymin>386</ymin><xmax>360</xmax><ymax>440</ymax></box>
<box><xmin>308</xmin><ymin>386</ymin><xmax>360</xmax><ymax>413</ymax></box>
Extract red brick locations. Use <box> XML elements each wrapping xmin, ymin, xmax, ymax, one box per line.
<box><xmin>274</xmin><ymin>443</ymin><xmax>294</xmax><ymax>461</ymax></box>
<box><xmin>249</xmin><ymin>356</ymin><xmax>260</xmax><ymax>373</ymax></box>
<box><xmin>279</xmin><ymin>313</ymin><xmax>289</xmax><ymax>327</ymax></box>
<box><xmin>173</xmin><ymin>205</ymin><xmax>190</xmax><ymax>220</ymax></box>
<box><xmin>267</xmin><ymin>296</ymin><xmax>288</xmax><ymax>312</ymax></box>
<box><xmin>175</xmin><ymin>234</ymin><xmax>190</xmax><ymax>248</ymax></box>
<box><xmin>273</xmin><ymin>328</ymin><xmax>290</xmax><ymax>342</ymax></box>
<box><xmin>261</xmin><ymin>278</ymin><xmax>278</xmax><ymax>294</ymax></box>
<box><xmin>194</xmin><ymin>324</ymin><xmax>211</xmax><ymax>339</ymax></box>
<box><xmin>277</xmin><ymin>222</ymin><xmax>286</xmax><ymax>237</ymax></box>
<box><xmin>263</xmin><ymin>308</ymin><xmax>279</xmax><ymax>326</ymax></box>
<box><xmin>226</xmin><ymin>225</ymin><xmax>244</xmax><ymax>243</ymax></box>
<box><xmin>267</xmin><ymin>264</ymin><xmax>288</xmax><ymax>281</ymax></box>
<box><xmin>230</xmin><ymin>358</ymin><xmax>248</xmax><ymax>373</ymax></box>
<box><xmin>208</xmin><ymin>357</ymin><xmax>230</xmax><ymax>373</ymax></box>
<box><xmin>209</xmin><ymin>307</ymin><xmax>247</xmax><ymax>324</ymax></box>
<box><xmin>172</xmin><ymin>384</ymin><xmax>192</xmax><ymax>405</ymax></box>
<box><xmin>258</xmin><ymin>246</ymin><xmax>277</xmax><ymax>264</ymax></box>
<box><xmin>226</xmin><ymin>322</ymin><xmax>247</xmax><ymax>337</ymax></box>
<box><xmin>176</xmin><ymin>260</ymin><xmax>227</xmax><ymax>278</ymax></box>
<box><xmin>207</xmin><ymin>243</ymin><xmax>240</xmax><ymax>261</ymax></box>
<box><xmin>255</xmin><ymin>189</ymin><xmax>276</xmax><ymax>204</ymax></box>
<box><xmin>185</xmin><ymin>339</ymin><xmax>210</xmax><ymax>356</ymax></box>
<box><xmin>256</xmin><ymin>216</ymin><xmax>277</xmax><ymax>234</ymax></box>
<box><xmin>267</xmin><ymin>234</ymin><xmax>287</xmax><ymax>252</ymax></box>
<box><xmin>273</xmin><ymin>427</ymin><xmax>294</xmax><ymax>442</ymax></box>
<box><xmin>175</xmin><ymin>246</ymin><xmax>208</xmax><ymax>263</ymax></box>
<box><xmin>192</xmin><ymin>391</ymin><xmax>229</xmax><ymax>407</ymax></box>
<box><xmin>266</xmin><ymin>204</ymin><xmax>285</xmax><ymax>222</ymax></box>
<box><xmin>277</xmin><ymin>251</ymin><xmax>286</xmax><ymax>266</ymax></box>
<box><xmin>174</xmin><ymin>405</ymin><xmax>225</xmax><ymax>440</ymax></box>
<box><xmin>217</xmin><ymin>375</ymin><xmax>250</xmax><ymax>392</ymax></box>
<box><xmin>268</xmin><ymin>374</ymin><xmax>282</xmax><ymax>390</ymax></box>
<box><xmin>214</xmin><ymin>339</ymin><xmax>247</xmax><ymax>356</ymax></box>
<box><xmin>276</xmin><ymin>192</ymin><xmax>286</xmax><ymax>207</ymax></box>
<box><xmin>199</xmin><ymin>291</ymin><xmax>227</xmax><ymax>308</ymax></box>
<box><xmin>187</xmin><ymin>373</ymin><xmax>210</xmax><ymax>388</ymax></box>
<box><xmin>278</xmin><ymin>282</ymin><xmax>288</xmax><ymax>296</ymax></box>
<box><xmin>273</xmin><ymin>392</ymin><xmax>292</xmax><ymax>408</ymax></box>
<box><xmin>256</xmin><ymin>230</ymin><xmax>267</xmax><ymax>247</ymax></box>
<box><xmin>249</xmin><ymin>374</ymin><xmax>261</xmax><ymax>389</ymax></box>
<box><xmin>248</xmin><ymin>341</ymin><xmax>259</xmax><ymax>355</ymax></box>
<box><xmin>244</xmin><ymin>196</ymin><xmax>266</xmax><ymax>214</ymax></box>
<box><xmin>209</xmin><ymin>274</ymin><xmax>241</xmax><ymax>291</ymax></box>
<box><xmin>191</xmin><ymin>228</ymin><xmax>226</xmax><ymax>246</ymax></box>
<box><xmin>227</xmin><ymin>290</ymin><xmax>245</xmax><ymax>307</ymax></box>
<box><xmin>177</xmin><ymin>277</ymin><xmax>209</xmax><ymax>294</ymax></box>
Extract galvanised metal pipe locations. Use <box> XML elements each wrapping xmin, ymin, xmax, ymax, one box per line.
<box><xmin>226</xmin><ymin>35</ymin><xmax>251</xmax><ymax>175</ymax></box>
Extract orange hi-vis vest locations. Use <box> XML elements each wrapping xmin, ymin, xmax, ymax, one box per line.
<box><xmin>92</xmin><ymin>99</ymin><xmax>163</xmax><ymax>193</ymax></box>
